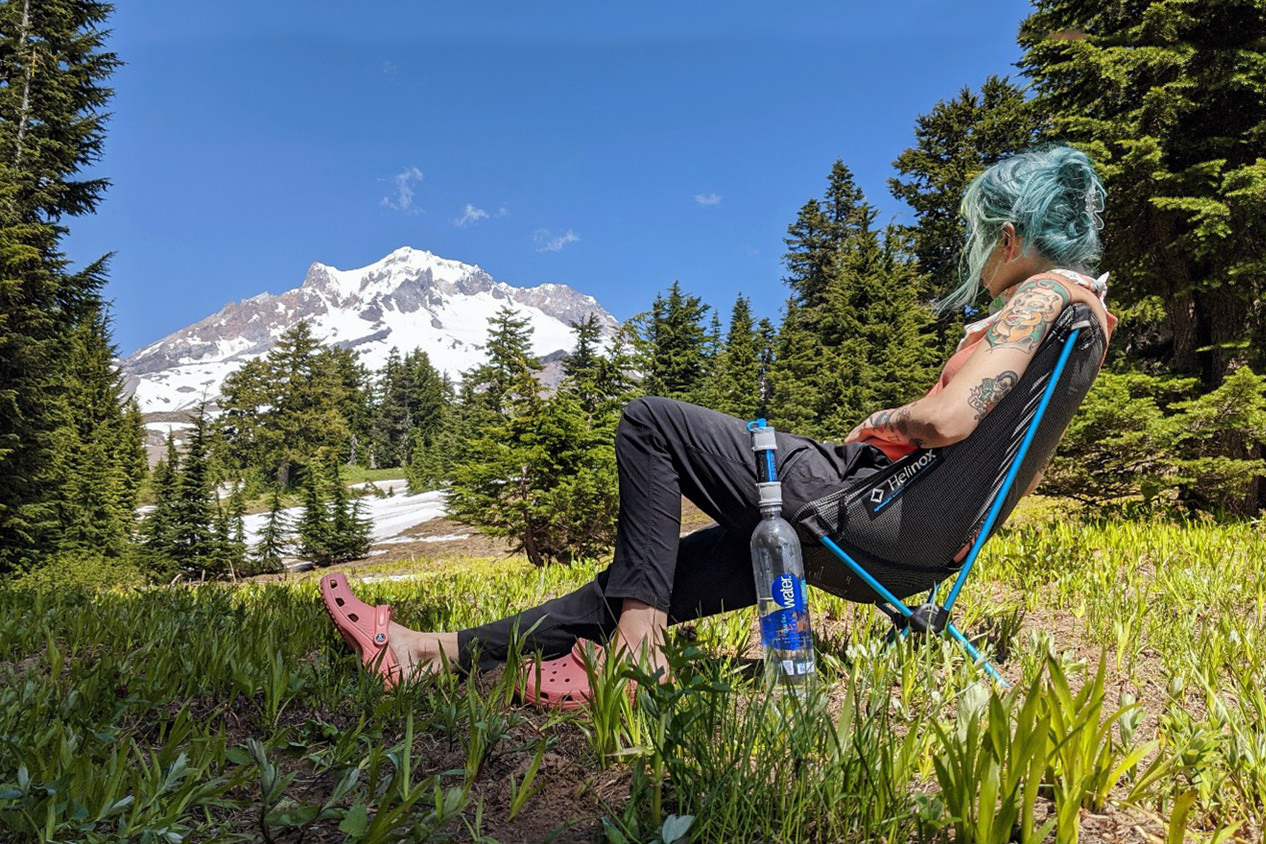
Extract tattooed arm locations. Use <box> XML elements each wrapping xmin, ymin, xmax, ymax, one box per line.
<box><xmin>845</xmin><ymin>275</ymin><xmax>1070</xmax><ymax>448</ymax></box>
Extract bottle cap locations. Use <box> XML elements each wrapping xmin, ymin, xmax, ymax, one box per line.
<box><xmin>750</xmin><ymin>426</ymin><xmax>777</xmax><ymax>453</ymax></box>
<box><xmin>757</xmin><ymin>481</ymin><xmax>782</xmax><ymax>509</ymax></box>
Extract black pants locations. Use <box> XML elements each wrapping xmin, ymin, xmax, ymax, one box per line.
<box><xmin>456</xmin><ymin>397</ymin><xmax>891</xmax><ymax>671</ymax></box>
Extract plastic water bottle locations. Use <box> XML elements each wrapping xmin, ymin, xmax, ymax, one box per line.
<box><xmin>748</xmin><ymin>420</ymin><xmax>816</xmax><ymax>694</ymax></box>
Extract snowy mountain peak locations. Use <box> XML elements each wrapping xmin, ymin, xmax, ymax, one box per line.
<box><xmin>120</xmin><ymin>247</ymin><xmax>618</xmax><ymax>417</ymax></box>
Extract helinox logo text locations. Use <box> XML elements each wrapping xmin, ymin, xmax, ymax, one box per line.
<box><xmin>863</xmin><ymin>450</ymin><xmax>940</xmax><ymax>517</ymax></box>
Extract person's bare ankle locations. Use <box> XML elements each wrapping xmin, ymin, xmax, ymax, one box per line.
<box><xmin>388</xmin><ymin>623</ymin><xmax>458</xmax><ymax>678</ymax></box>
<box><xmin>613</xmin><ymin>599</ymin><xmax>670</xmax><ymax>679</ymax></box>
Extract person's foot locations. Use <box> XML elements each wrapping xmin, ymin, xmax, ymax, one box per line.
<box><xmin>387</xmin><ymin>624</ymin><xmax>459</xmax><ymax>679</ymax></box>
<box><xmin>611</xmin><ymin>599</ymin><xmax>671</xmax><ymax>680</ymax></box>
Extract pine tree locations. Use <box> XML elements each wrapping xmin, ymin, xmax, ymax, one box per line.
<box><xmin>466</xmin><ymin>306</ymin><xmax>541</xmax><ymax>418</ymax></box>
<box><xmin>138</xmin><ymin>434</ymin><xmax>181</xmax><ymax>579</ymax></box>
<box><xmin>48</xmin><ymin>308</ymin><xmax>146</xmax><ymax>561</ymax></box>
<box><xmin>250</xmin><ymin>484</ymin><xmax>290</xmax><ymax>575</ymax></box>
<box><xmin>405</xmin><ymin>373</ymin><xmax>456</xmax><ymax>492</ymax></box>
<box><xmin>326</xmin><ymin>453</ymin><xmax>371</xmax><ymax>563</ymax></box>
<box><xmin>1018</xmin><ymin>0</ymin><xmax>1266</xmax><ymax>385</ymax></box>
<box><xmin>446</xmin><ymin>314</ymin><xmax>624</xmax><ymax>565</ymax></box>
<box><xmin>713</xmin><ymin>295</ymin><xmax>764</xmax><ymax>420</ymax></box>
<box><xmin>771</xmin><ymin>161</ymin><xmax>940</xmax><ymax>438</ymax></box>
<box><xmin>401</xmin><ymin>348</ymin><xmax>445</xmax><ymax>464</ymax></box>
<box><xmin>640</xmin><ymin>282</ymin><xmax>711</xmax><ymax>401</ymax></box>
<box><xmin>296</xmin><ymin>452</ymin><xmax>371</xmax><ymax>566</ymax></box>
<box><xmin>370</xmin><ymin>347</ymin><xmax>409</xmax><ymax>467</ymax></box>
<box><xmin>890</xmin><ymin>76</ymin><xmax>1047</xmax><ymax>298</ymax></box>
<box><xmin>166</xmin><ymin>406</ymin><xmax>217</xmax><ymax>577</ymax></box>
<box><xmin>0</xmin><ymin>0</ymin><xmax>122</xmax><ymax>573</ymax></box>
<box><xmin>296</xmin><ymin>463</ymin><xmax>333</xmax><ymax>566</ymax></box>
<box><xmin>211</xmin><ymin>484</ymin><xmax>247</xmax><ymax>579</ymax></box>
<box><xmin>443</xmin><ymin>307</ymin><xmax>542</xmax><ymax>488</ymax></box>
<box><xmin>220</xmin><ymin>321</ymin><xmax>359</xmax><ymax>487</ymax></box>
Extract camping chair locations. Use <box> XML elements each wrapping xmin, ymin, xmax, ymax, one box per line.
<box><xmin>794</xmin><ymin>302</ymin><xmax>1107</xmax><ymax>685</ymax></box>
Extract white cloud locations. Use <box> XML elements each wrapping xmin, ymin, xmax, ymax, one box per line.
<box><xmin>454</xmin><ymin>203</ymin><xmax>489</xmax><ymax>227</ymax></box>
<box><xmin>694</xmin><ymin>193</ymin><xmax>722</xmax><ymax>206</ymax></box>
<box><xmin>381</xmin><ymin>59</ymin><xmax>397</xmax><ymax>75</ymax></box>
<box><xmin>381</xmin><ymin>167</ymin><xmax>425</xmax><ymax>213</ymax></box>
<box><xmin>496</xmin><ymin>205</ymin><xmax>510</xmax><ymax>218</ymax></box>
<box><xmin>534</xmin><ymin>228</ymin><xmax>580</xmax><ymax>253</ymax></box>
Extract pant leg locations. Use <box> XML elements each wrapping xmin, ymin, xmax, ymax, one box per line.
<box><xmin>457</xmin><ymin>524</ymin><xmax>756</xmax><ymax>672</ymax></box>
<box><xmin>454</xmin><ymin>396</ymin><xmax>892</xmax><ymax>671</ymax></box>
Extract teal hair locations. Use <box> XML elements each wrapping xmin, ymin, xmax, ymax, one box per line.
<box><xmin>939</xmin><ymin>145</ymin><xmax>1107</xmax><ymax>313</ymax></box>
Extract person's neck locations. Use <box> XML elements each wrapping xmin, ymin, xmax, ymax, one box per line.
<box><xmin>995</xmin><ymin>256</ymin><xmax>1056</xmax><ymax>299</ymax></box>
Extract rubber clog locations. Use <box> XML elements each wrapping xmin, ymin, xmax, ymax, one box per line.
<box><xmin>319</xmin><ymin>572</ymin><xmax>402</xmax><ymax>687</ymax></box>
<box><xmin>518</xmin><ymin>640</ymin><xmax>646</xmax><ymax>710</ymax></box>
<box><xmin>518</xmin><ymin>641</ymin><xmax>605</xmax><ymax>710</ymax></box>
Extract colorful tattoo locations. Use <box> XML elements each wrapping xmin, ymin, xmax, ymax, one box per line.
<box><xmin>984</xmin><ymin>278</ymin><xmax>1069</xmax><ymax>353</ymax></box>
<box><xmin>968</xmin><ymin>370</ymin><xmax>1019</xmax><ymax>419</ymax></box>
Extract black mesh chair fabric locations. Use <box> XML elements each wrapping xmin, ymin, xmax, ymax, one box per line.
<box><xmin>795</xmin><ymin>303</ymin><xmax>1106</xmax><ymax>602</ymax></box>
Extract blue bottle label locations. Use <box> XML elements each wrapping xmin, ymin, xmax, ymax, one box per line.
<box><xmin>761</xmin><ymin>575</ymin><xmax>809</xmax><ymax>650</ymax></box>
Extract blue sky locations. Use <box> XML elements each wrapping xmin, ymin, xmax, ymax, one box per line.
<box><xmin>67</xmin><ymin>1</ymin><xmax>1036</xmax><ymax>356</ymax></box>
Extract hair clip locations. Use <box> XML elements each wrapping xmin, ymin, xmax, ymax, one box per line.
<box><xmin>1085</xmin><ymin>189</ymin><xmax>1105</xmax><ymax>231</ymax></box>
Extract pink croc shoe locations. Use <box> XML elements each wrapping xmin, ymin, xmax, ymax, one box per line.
<box><xmin>319</xmin><ymin>572</ymin><xmax>402</xmax><ymax>687</ymax></box>
<box><xmin>518</xmin><ymin>641</ymin><xmax>603</xmax><ymax>710</ymax></box>
<box><xmin>518</xmin><ymin>641</ymin><xmax>643</xmax><ymax>710</ymax></box>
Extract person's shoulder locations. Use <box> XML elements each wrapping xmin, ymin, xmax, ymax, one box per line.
<box><xmin>1024</xmin><ymin>269</ymin><xmax>1115</xmax><ymax>339</ymax></box>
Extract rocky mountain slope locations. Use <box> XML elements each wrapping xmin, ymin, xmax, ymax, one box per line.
<box><xmin>120</xmin><ymin>246</ymin><xmax>617</xmax><ymax>415</ymax></box>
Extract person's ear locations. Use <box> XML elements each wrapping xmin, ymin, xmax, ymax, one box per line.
<box><xmin>1000</xmin><ymin>223</ymin><xmax>1018</xmax><ymax>261</ymax></box>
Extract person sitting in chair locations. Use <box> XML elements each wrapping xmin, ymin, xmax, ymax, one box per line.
<box><xmin>321</xmin><ymin>145</ymin><xmax>1117</xmax><ymax>704</ymax></box>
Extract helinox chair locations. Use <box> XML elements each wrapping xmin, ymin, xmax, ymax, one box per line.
<box><xmin>794</xmin><ymin>302</ymin><xmax>1107</xmax><ymax>684</ymax></box>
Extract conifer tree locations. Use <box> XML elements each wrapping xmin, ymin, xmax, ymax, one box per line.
<box><xmin>166</xmin><ymin>406</ymin><xmax>217</xmax><ymax>577</ymax></box>
<box><xmin>0</xmin><ymin>0</ymin><xmax>123</xmax><ymax>573</ymax></box>
<box><xmin>369</xmin><ymin>347</ymin><xmax>409</xmax><ymax>467</ymax></box>
<box><xmin>466</xmin><ymin>306</ymin><xmax>541</xmax><ymax>418</ymax></box>
<box><xmin>296</xmin><ymin>451</ymin><xmax>371</xmax><ymax>566</ymax></box>
<box><xmin>295</xmin><ymin>465</ymin><xmax>333</xmax><ymax>566</ymax></box>
<box><xmin>250</xmin><ymin>484</ymin><xmax>290</xmax><ymax>575</ymax></box>
<box><xmin>326</xmin><ymin>454</ymin><xmax>371</xmax><ymax>563</ymax></box>
<box><xmin>48</xmin><ymin>309</ymin><xmax>146</xmax><ymax>561</ymax></box>
<box><xmin>772</xmin><ymin>161</ymin><xmax>939</xmax><ymax>438</ymax></box>
<box><xmin>405</xmin><ymin>373</ymin><xmax>456</xmax><ymax>492</ymax></box>
<box><xmin>447</xmin><ymin>312</ymin><xmax>624</xmax><ymax>565</ymax></box>
<box><xmin>1018</xmin><ymin>0</ymin><xmax>1266</xmax><ymax>385</ymax></box>
<box><xmin>712</xmin><ymin>295</ymin><xmax>764</xmax><ymax>420</ymax></box>
<box><xmin>563</xmin><ymin>314</ymin><xmax>605</xmax><ymax>406</ymax></box>
<box><xmin>138</xmin><ymin>434</ymin><xmax>181</xmax><ymax>578</ymax></box>
<box><xmin>211</xmin><ymin>484</ymin><xmax>247</xmax><ymax>579</ymax></box>
<box><xmin>220</xmin><ymin>321</ymin><xmax>359</xmax><ymax>487</ymax></box>
<box><xmin>890</xmin><ymin>76</ymin><xmax>1046</xmax><ymax>298</ymax></box>
<box><xmin>640</xmin><ymin>282</ymin><xmax>710</xmax><ymax>401</ymax></box>
<box><xmin>401</xmin><ymin>348</ymin><xmax>445</xmax><ymax>464</ymax></box>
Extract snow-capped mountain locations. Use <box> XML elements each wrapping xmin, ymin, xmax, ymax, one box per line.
<box><xmin>120</xmin><ymin>246</ymin><xmax>618</xmax><ymax>415</ymax></box>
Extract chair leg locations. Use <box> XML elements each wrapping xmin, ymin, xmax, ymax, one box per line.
<box><xmin>818</xmin><ymin>536</ymin><xmax>1008</xmax><ymax>685</ymax></box>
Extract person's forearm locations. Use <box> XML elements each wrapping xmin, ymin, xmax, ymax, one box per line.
<box><xmin>846</xmin><ymin>397</ymin><xmax>961</xmax><ymax>449</ymax></box>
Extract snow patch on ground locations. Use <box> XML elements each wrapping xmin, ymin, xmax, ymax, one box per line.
<box><xmin>241</xmin><ymin>488</ymin><xmax>447</xmax><ymax>547</ymax></box>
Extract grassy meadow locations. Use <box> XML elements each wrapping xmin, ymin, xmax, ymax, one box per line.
<box><xmin>2</xmin><ymin>511</ymin><xmax>1265</xmax><ymax>843</ymax></box>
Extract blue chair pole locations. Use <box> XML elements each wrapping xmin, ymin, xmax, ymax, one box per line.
<box><xmin>940</xmin><ymin>328</ymin><xmax>1081</xmax><ymax>614</ymax></box>
<box><xmin>946</xmin><ymin>622</ymin><xmax>1007</xmax><ymax>686</ymax></box>
<box><xmin>819</xmin><ymin>535</ymin><xmax>912</xmax><ymax>620</ymax></box>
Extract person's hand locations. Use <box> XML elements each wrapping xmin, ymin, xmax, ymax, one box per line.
<box><xmin>843</xmin><ymin>418</ymin><xmax>870</xmax><ymax>443</ymax></box>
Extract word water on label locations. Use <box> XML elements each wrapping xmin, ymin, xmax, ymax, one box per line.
<box><xmin>759</xmin><ymin>574</ymin><xmax>809</xmax><ymax>650</ymax></box>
